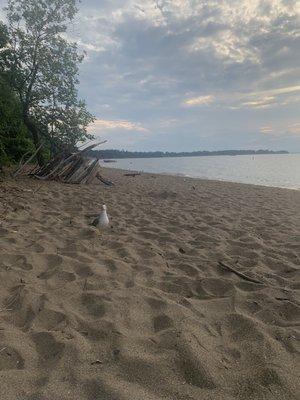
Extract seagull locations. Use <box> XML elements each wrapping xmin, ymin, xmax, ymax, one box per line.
<box><xmin>92</xmin><ymin>205</ymin><xmax>109</xmax><ymax>228</ymax></box>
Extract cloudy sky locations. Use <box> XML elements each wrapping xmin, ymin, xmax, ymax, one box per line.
<box><xmin>2</xmin><ymin>0</ymin><xmax>300</xmax><ymax>151</ymax></box>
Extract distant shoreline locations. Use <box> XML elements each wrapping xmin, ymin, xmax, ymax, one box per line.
<box><xmin>89</xmin><ymin>149</ymin><xmax>289</xmax><ymax>160</ymax></box>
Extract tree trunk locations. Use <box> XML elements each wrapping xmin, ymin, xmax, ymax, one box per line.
<box><xmin>23</xmin><ymin>114</ymin><xmax>45</xmax><ymax>166</ymax></box>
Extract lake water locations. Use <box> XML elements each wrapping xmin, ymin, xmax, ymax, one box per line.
<box><xmin>104</xmin><ymin>153</ymin><xmax>300</xmax><ymax>190</ymax></box>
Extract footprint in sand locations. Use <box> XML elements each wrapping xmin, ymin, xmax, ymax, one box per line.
<box><xmin>178</xmin><ymin>346</ymin><xmax>216</xmax><ymax>389</ymax></box>
<box><xmin>36</xmin><ymin>254</ymin><xmax>63</xmax><ymax>279</ymax></box>
<box><xmin>32</xmin><ymin>332</ymin><xmax>65</xmax><ymax>366</ymax></box>
<box><xmin>73</xmin><ymin>263</ymin><xmax>93</xmax><ymax>278</ymax></box>
<box><xmin>0</xmin><ymin>346</ymin><xmax>24</xmax><ymax>370</ymax></box>
<box><xmin>35</xmin><ymin>308</ymin><xmax>66</xmax><ymax>331</ymax></box>
<box><xmin>3</xmin><ymin>286</ymin><xmax>46</xmax><ymax>331</ymax></box>
<box><xmin>153</xmin><ymin>314</ymin><xmax>173</xmax><ymax>333</ymax></box>
<box><xmin>146</xmin><ymin>297</ymin><xmax>166</xmax><ymax>311</ymax></box>
<box><xmin>1</xmin><ymin>254</ymin><xmax>32</xmax><ymax>271</ymax></box>
<box><xmin>81</xmin><ymin>293</ymin><xmax>107</xmax><ymax>318</ymax></box>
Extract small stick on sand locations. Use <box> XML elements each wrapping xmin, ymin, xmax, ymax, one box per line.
<box><xmin>124</xmin><ymin>173</ymin><xmax>141</xmax><ymax>177</ymax></box>
<box><xmin>218</xmin><ymin>261</ymin><xmax>263</xmax><ymax>285</ymax></box>
<box><xmin>33</xmin><ymin>184</ymin><xmax>43</xmax><ymax>194</ymax></box>
<box><xmin>83</xmin><ymin>278</ymin><xmax>87</xmax><ymax>291</ymax></box>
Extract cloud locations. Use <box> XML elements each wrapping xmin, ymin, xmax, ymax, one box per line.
<box><xmin>252</xmin><ymin>85</ymin><xmax>300</xmax><ymax>97</ymax></box>
<box><xmin>87</xmin><ymin>118</ymin><xmax>148</xmax><ymax>134</ymax></box>
<box><xmin>242</xmin><ymin>97</ymin><xmax>276</xmax><ymax>108</ymax></box>
<box><xmin>260</xmin><ymin>125</ymin><xmax>274</xmax><ymax>134</ymax></box>
<box><xmin>183</xmin><ymin>95</ymin><xmax>215</xmax><ymax>107</ymax></box>
<box><xmin>86</xmin><ymin>118</ymin><xmax>150</xmax><ymax>149</ymax></box>
<box><xmin>188</xmin><ymin>30</ymin><xmax>260</xmax><ymax>64</ymax></box>
<box><xmin>180</xmin><ymin>83</ymin><xmax>300</xmax><ymax>110</ymax></box>
<box><xmin>238</xmin><ymin>85</ymin><xmax>300</xmax><ymax>109</ymax></box>
<box><xmin>75</xmin><ymin>39</ymin><xmax>105</xmax><ymax>53</ymax></box>
<box><xmin>260</xmin><ymin>122</ymin><xmax>300</xmax><ymax>136</ymax></box>
<box><xmin>1</xmin><ymin>0</ymin><xmax>299</xmax><ymax>151</ymax></box>
<box><xmin>286</xmin><ymin>122</ymin><xmax>300</xmax><ymax>135</ymax></box>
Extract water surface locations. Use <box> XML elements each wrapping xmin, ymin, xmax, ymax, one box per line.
<box><xmin>104</xmin><ymin>153</ymin><xmax>300</xmax><ymax>189</ymax></box>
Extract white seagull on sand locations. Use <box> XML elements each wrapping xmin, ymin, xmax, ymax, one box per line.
<box><xmin>98</xmin><ymin>205</ymin><xmax>109</xmax><ymax>227</ymax></box>
<box><xmin>92</xmin><ymin>205</ymin><xmax>109</xmax><ymax>228</ymax></box>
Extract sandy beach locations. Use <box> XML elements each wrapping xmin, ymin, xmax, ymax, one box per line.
<box><xmin>0</xmin><ymin>168</ymin><xmax>299</xmax><ymax>400</ymax></box>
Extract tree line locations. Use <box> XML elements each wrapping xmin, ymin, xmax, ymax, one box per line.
<box><xmin>0</xmin><ymin>0</ymin><xmax>94</xmax><ymax>168</ymax></box>
<box><xmin>89</xmin><ymin>149</ymin><xmax>289</xmax><ymax>160</ymax></box>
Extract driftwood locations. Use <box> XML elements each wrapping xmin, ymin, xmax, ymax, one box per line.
<box><xmin>218</xmin><ymin>261</ymin><xmax>263</xmax><ymax>284</ymax></box>
<box><xmin>13</xmin><ymin>144</ymin><xmax>43</xmax><ymax>177</ymax></box>
<box><xmin>15</xmin><ymin>150</ymin><xmax>32</xmax><ymax>171</ymax></box>
<box><xmin>31</xmin><ymin>142</ymin><xmax>112</xmax><ymax>185</ymax></box>
<box><xmin>96</xmin><ymin>173</ymin><xmax>114</xmax><ymax>186</ymax></box>
<box><xmin>124</xmin><ymin>172</ymin><xmax>141</xmax><ymax>177</ymax></box>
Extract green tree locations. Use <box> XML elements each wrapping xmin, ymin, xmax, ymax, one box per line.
<box><xmin>0</xmin><ymin>22</ymin><xmax>33</xmax><ymax>167</ymax></box>
<box><xmin>0</xmin><ymin>77</ymin><xmax>34</xmax><ymax>166</ymax></box>
<box><xmin>5</xmin><ymin>0</ymin><xmax>94</xmax><ymax>164</ymax></box>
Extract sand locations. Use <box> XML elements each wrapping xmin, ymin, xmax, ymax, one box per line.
<box><xmin>0</xmin><ymin>168</ymin><xmax>299</xmax><ymax>400</ymax></box>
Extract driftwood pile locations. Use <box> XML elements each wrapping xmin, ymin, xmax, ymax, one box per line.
<box><xmin>18</xmin><ymin>142</ymin><xmax>113</xmax><ymax>185</ymax></box>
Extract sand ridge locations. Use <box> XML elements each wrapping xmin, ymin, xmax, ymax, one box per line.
<box><xmin>0</xmin><ymin>169</ymin><xmax>299</xmax><ymax>399</ymax></box>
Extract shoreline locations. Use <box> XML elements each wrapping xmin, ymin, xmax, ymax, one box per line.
<box><xmin>0</xmin><ymin>171</ymin><xmax>299</xmax><ymax>400</ymax></box>
<box><xmin>102</xmin><ymin>165</ymin><xmax>300</xmax><ymax>191</ymax></box>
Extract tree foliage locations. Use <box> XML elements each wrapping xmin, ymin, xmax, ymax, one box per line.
<box><xmin>0</xmin><ymin>78</ymin><xmax>34</xmax><ymax>165</ymax></box>
<box><xmin>2</xmin><ymin>0</ymin><xmax>94</xmax><ymax>165</ymax></box>
<box><xmin>0</xmin><ymin>22</ymin><xmax>34</xmax><ymax>166</ymax></box>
